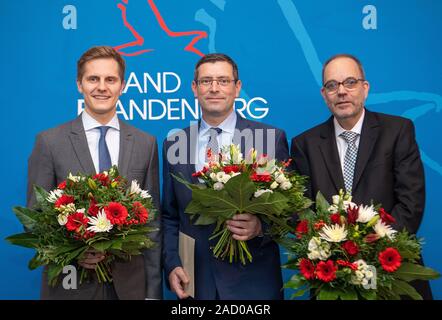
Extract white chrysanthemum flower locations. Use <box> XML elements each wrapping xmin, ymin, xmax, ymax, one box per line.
<box><xmin>280</xmin><ymin>181</ymin><xmax>292</xmax><ymax>190</ymax></box>
<box><xmin>373</xmin><ymin>220</ymin><xmax>397</xmax><ymax>240</ymax></box>
<box><xmin>68</xmin><ymin>173</ymin><xmax>81</xmax><ymax>182</ymax></box>
<box><xmin>356</xmin><ymin>204</ymin><xmax>378</xmax><ymax>223</ymax></box>
<box><xmin>270</xmin><ymin>181</ymin><xmax>279</xmax><ymax>189</ymax></box>
<box><xmin>319</xmin><ymin>224</ymin><xmax>348</xmax><ymax>242</ymax></box>
<box><xmin>129</xmin><ymin>180</ymin><xmax>151</xmax><ymax>198</ymax></box>
<box><xmin>254</xmin><ymin>189</ymin><xmax>273</xmax><ymax>198</ymax></box>
<box><xmin>87</xmin><ymin>210</ymin><xmax>113</xmax><ymax>233</ymax></box>
<box><xmin>213</xmin><ymin>182</ymin><xmax>224</xmax><ymax>191</ymax></box>
<box><xmin>47</xmin><ymin>189</ymin><xmax>64</xmax><ymax>203</ymax></box>
<box><xmin>57</xmin><ymin>214</ymin><xmax>68</xmax><ymax>226</ymax></box>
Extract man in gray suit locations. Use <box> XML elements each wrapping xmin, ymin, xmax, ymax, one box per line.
<box><xmin>27</xmin><ymin>46</ymin><xmax>162</xmax><ymax>300</ymax></box>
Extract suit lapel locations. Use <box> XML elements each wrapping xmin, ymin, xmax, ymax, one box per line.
<box><xmin>69</xmin><ymin>116</ymin><xmax>96</xmax><ymax>174</ymax></box>
<box><xmin>352</xmin><ymin>110</ymin><xmax>380</xmax><ymax>192</ymax></box>
<box><xmin>118</xmin><ymin>119</ymin><xmax>134</xmax><ymax>178</ymax></box>
<box><xmin>319</xmin><ymin>118</ymin><xmax>345</xmax><ymax>193</ymax></box>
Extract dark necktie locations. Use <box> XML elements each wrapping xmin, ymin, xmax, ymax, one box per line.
<box><xmin>98</xmin><ymin>126</ymin><xmax>112</xmax><ymax>172</ymax></box>
<box><xmin>340</xmin><ymin>131</ymin><xmax>359</xmax><ymax>193</ymax></box>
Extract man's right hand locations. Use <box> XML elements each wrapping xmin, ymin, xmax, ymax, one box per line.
<box><xmin>78</xmin><ymin>249</ymin><xmax>106</xmax><ymax>269</ymax></box>
<box><xmin>169</xmin><ymin>266</ymin><xmax>190</xmax><ymax>299</ymax></box>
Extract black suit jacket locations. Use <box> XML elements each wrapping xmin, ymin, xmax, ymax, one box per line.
<box><xmin>291</xmin><ymin>109</ymin><xmax>432</xmax><ymax>299</ymax></box>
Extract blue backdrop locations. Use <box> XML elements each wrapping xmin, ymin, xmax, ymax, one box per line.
<box><xmin>1</xmin><ymin>0</ymin><xmax>441</xmax><ymax>299</ymax></box>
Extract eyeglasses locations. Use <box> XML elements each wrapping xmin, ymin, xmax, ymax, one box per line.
<box><xmin>195</xmin><ymin>78</ymin><xmax>237</xmax><ymax>88</ymax></box>
<box><xmin>323</xmin><ymin>77</ymin><xmax>365</xmax><ymax>94</ymax></box>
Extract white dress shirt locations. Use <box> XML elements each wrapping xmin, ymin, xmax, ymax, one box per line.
<box><xmin>334</xmin><ymin>108</ymin><xmax>365</xmax><ymax>173</ymax></box>
<box><xmin>81</xmin><ymin>111</ymin><xmax>120</xmax><ymax>173</ymax></box>
<box><xmin>195</xmin><ymin>111</ymin><xmax>237</xmax><ymax>172</ymax></box>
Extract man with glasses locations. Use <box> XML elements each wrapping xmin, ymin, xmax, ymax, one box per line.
<box><xmin>162</xmin><ymin>53</ymin><xmax>289</xmax><ymax>299</ymax></box>
<box><xmin>290</xmin><ymin>53</ymin><xmax>432</xmax><ymax>299</ymax></box>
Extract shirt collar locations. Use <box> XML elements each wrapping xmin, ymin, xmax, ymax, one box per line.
<box><xmin>199</xmin><ymin>111</ymin><xmax>237</xmax><ymax>136</ymax></box>
<box><xmin>82</xmin><ymin>111</ymin><xmax>120</xmax><ymax>132</ymax></box>
<box><xmin>334</xmin><ymin>108</ymin><xmax>365</xmax><ymax>138</ymax></box>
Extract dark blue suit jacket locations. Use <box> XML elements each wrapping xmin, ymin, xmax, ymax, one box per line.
<box><xmin>162</xmin><ymin>114</ymin><xmax>289</xmax><ymax>299</ymax></box>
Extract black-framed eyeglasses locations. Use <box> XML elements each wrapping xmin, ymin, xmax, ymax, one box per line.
<box><xmin>195</xmin><ymin>78</ymin><xmax>237</xmax><ymax>88</ymax></box>
<box><xmin>323</xmin><ymin>77</ymin><xmax>365</xmax><ymax>94</ymax></box>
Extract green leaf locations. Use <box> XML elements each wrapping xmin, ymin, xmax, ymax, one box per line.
<box><xmin>28</xmin><ymin>254</ymin><xmax>45</xmax><ymax>270</ymax></box>
<box><xmin>194</xmin><ymin>215</ymin><xmax>217</xmax><ymax>225</ymax></box>
<box><xmin>12</xmin><ymin>207</ymin><xmax>39</xmax><ymax>231</ymax></box>
<box><xmin>283</xmin><ymin>274</ymin><xmax>305</xmax><ymax>289</ymax></box>
<box><xmin>315</xmin><ymin>191</ymin><xmax>330</xmax><ymax>213</ymax></box>
<box><xmin>47</xmin><ymin>264</ymin><xmax>64</xmax><ymax>284</ymax></box>
<box><xmin>223</xmin><ymin>173</ymin><xmax>255</xmax><ymax>207</ymax></box>
<box><xmin>338</xmin><ymin>288</ymin><xmax>358</xmax><ymax>300</ymax></box>
<box><xmin>391</xmin><ymin>280</ymin><xmax>423</xmax><ymax>300</ymax></box>
<box><xmin>394</xmin><ymin>262</ymin><xmax>440</xmax><ymax>281</ymax></box>
<box><xmin>34</xmin><ymin>185</ymin><xmax>49</xmax><ymax>205</ymax></box>
<box><xmin>5</xmin><ymin>233</ymin><xmax>39</xmax><ymax>248</ymax></box>
<box><xmin>359</xmin><ymin>289</ymin><xmax>377</xmax><ymax>300</ymax></box>
<box><xmin>290</xmin><ymin>289</ymin><xmax>307</xmax><ymax>298</ymax></box>
<box><xmin>317</xmin><ymin>287</ymin><xmax>339</xmax><ymax>300</ymax></box>
<box><xmin>92</xmin><ymin>241</ymin><xmax>114</xmax><ymax>252</ymax></box>
<box><xmin>246</xmin><ymin>192</ymin><xmax>288</xmax><ymax>216</ymax></box>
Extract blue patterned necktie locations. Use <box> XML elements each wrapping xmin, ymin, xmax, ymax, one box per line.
<box><xmin>340</xmin><ymin>131</ymin><xmax>359</xmax><ymax>193</ymax></box>
<box><xmin>98</xmin><ymin>126</ymin><xmax>112</xmax><ymax>173</ymax></box>
<box><xmin>205</xmin><ymin>127</ymin><xmax>222</xmax><ymax>161</ymax></box>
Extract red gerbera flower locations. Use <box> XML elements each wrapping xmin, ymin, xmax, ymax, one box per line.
<box><xmin>55</xmin><ymin>194</ymin><xmax>75</xmax><ymax>208</ymax></box>
<box><xmin>58</xmin><ymin>181</ymin><xmax>67</xmax><ymax>190</ymax></box>
<box><xmin>88</xmin><ymin>198</ymin><xmax>99</xmax><ymax>216</ymax></box>
<box><xmin>379</xmin><ymin>208</ymin><xmax>396</xmax><ymax>225</ymax></box>
<box><xmin>104</xmin><ymin>202</ymin><xmax>128</xmax><ymax>225</ymax></box>
<box><xmin>316</xmin><ymin>260</ymin><xmax>337</xmax><ymax>282</ymax></box>
<box><xmin>299</xmin><ymin>258</ymin><xmax>315</xmax><ymax>280</ymax></box>
<box><xmin>337</xmin><ymin>260</ymin><xmax>358</xmax><ymax>271</ymax></box>
<box><xmin>295</xmin><ymin>220</ymin><xmax>309</xmax><ymax>239</ymax></box>
<box><xmin>342</xmin><ymin>240</ymin><xmax>359</xmax><ymax>256</ymax></box>
<box><xmin>330</xmin><ymin>213</ymin><xmax>341</xmax><ymax>225</ymax></box>
<box><xmin>132</xmin><ymin>201</ymin><xmax>149</xmax><ymax>224</ymax></box>
<box><xmin>65</xmin><ymin>212</ymin><xmax>89</xmax><ymax>233</ymax></box>
<box><xmin>379</xmin><ymin>247</ymin><xmax>402</xmax><ymax>272</ymax></box>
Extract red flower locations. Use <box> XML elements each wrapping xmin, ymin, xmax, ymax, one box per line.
<box><xmin>337</xmin><ymin>260</ymin><xmax>358</xmax><ymax>271</ymax></box>
<box><xmin>192</xmin><ymin>171</ymin><xmax>203</xmax><ymax>178</ymax></box>
<box><xmin>342</xmin><ymin>240</ymin><xmax>359</xmax><ymax>256</ymax></box>
<box><xmin>330</xmin><ymin>213</ymin><xmax>341</xmax><ymax>225</ymax></box>
<box><xmin>316</xmin><ymin>260</ymin><xmax>337</xmax><ymax>282</ymax></box>
<box><xmin>250</xmin><ymin>172</ymin><xmax>272</xmax><ymax>182</ymax></box>
<box><xmin>88</xmin><ymin>199</ymin><xmax>99</xmax><ymax>216</ymax></box>
<box><xmin>93</xmin><ymin>173</ymin><xmax>110</xmax><ymax>186</ymax></box>
<box><xmin>295</xmin><ymin>220</ymin><xmax>309</xmax><ymax>239</ymax></box>
<box><xmin>364</xmin><ymin>233</ymin><xmax>381</xmax><ymax>243</ymax></box>
<box><xmin>104</xmin><ymin>202</ymin><xmax>128</xmax><ymax>225</ymax></box>
<box><xmin>314</xmin><ymin>220</ymin><xmax>326</xmax><ymax>230</ymax></box>
<box><xmin>223</xmin><ymin>165</ymin><xmax>240</xmax><ymax>174</ymax></box>
<box><xmin>379</xmin><ymin>208</ymin><xmax>396</xmax><ymax>225</ymax></box>
<box><xmin>299</xmin><ymin>259</ymin><xmax>315</xmax><ymax>280</ymax></box>
<box><xmin>66</xmin><ymin>212</ymin><xmax>89</xmax><ymax>233</ymax></box>
<box><xmin>58</xmin><ymin>181</ymin><xmax>67</xmax><ymax>190</ymax></box>
<box><xmin>379</xmin><ymin>247</ymin><xmax>402</xmax><ymax>272</ymax></box>
<box><xmin>132</xmin><ymin>201</ymin><xmax>149</xmax><ymax>224</ymax></box>
<box><xmin>55</xmin><ymin>194</ymin><xmax>75</xmax><ymax>208</ymax></box>
<box><xmin>347</xmin><ymin>205</ymin><xmax>359</xmax><ymax>225</ymax></box>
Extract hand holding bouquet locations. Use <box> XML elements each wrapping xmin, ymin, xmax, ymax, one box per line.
<box><xmin>173</xmin><ymin>144</ymin><xmax>311</xmax><ymax>265</ymax></box>
<box><xmin>6</xmin><ymin>166</ymin><xmax>157</xmax><ymax>286</ymax></box>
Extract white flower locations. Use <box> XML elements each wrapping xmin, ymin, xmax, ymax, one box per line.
<box><xmin>373</xmin><ymin>220</ymin><xmax>397</xmax><ymax>240</ymax></box>
<box><xmin>57</xmin><ymin>214</ymin><xmax>68</xmax><ymax>226</ymax></box>
<box><xmin>307</xmin><ymin>237</ymin><xmax>331</xmax><ymax>260</ymax></box>
<box><xmin>280</xmin><ymin>181</ymin><xmax>292</xmax><ymax>190</ymax></box>
<box><xmin>129</xmin><ymin>180</ymin><xmax>151</xmax><ymax>198</ymax></box>
<box><xmin>343</xmin><ymin>201</ymin><xmax>357</xmax><ymax>210</ymax></box>
<box><xmin>270</xmin><ymin>181</ymin><xmax>279</xmax><ymax>189</ymax></box>
<box><xmin>230</xmin><ymin>172</ymin><xmax>241</xmax><ymax>178</ymax></box>
<box><xmin>210</xmin><ymin>172</ymin><xmax>217</xmax><ymax>181</ymax></box>
<box><xmin>332</xmin><ymin>195</ymin><xmax>340</xmax><ymax>205</ymax></box>
<box><xmin>319</xmin><ymin>224</ymin><xmax>348</xmax><ymax>242</ymax></box>
<box><xmin>275</xmin><ymin>172</ymin><xmax>288</xmax><ymax>184</ymax></box>
<box><xmin>87</xmin><ymin>210</ymin><xmax>113</xmax><ymax>233</ymax></box>
<box><xmin>76</xmin><ymin>208</ymin><xmax>86</xmax><ymax>214</ymax></box>
<box><xmin>254</xmin><ymin>189</ymin><xmax>273</xmax><ymax>198</ymax></box>
<box><xmin>357</xmin><ymin>205</ymin><xmax>378</xmax><ymax>223</ymax></box>
<box><xmin>46</xmin><ymin>189</ymin><xmax>64</xmax><ymax>203</ymax></box>
<box><xmin>68</xmin><ymin>173</ymin><xmax>81</xmax><ymax>182</ymax></box>
<box><xmin>213</xmin><ymin>182</ymin><xmax>224</xmax><ymax>190</ymax></box>
<box><xmin>328</xmin><ymin>205</ymin><xmax>339</xmax><ymax>214</ymax></box>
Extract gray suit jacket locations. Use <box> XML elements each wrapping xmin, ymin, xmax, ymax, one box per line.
<box><xmin>27</xmin><ymin>115</ymin><xmax>162</xmax><ymax>300</ymax></box>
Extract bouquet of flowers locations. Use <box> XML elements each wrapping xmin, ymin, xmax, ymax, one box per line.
<box><xmin>6</xmin><ymin>166</ymin><xmax>157</xmax><ymax>286</ymax></box>
<box><xmin>173</xmin><ymin>144</ymin><xmax>311</xmax><ymax>265</ymax></box>
<box><xmin>280</xmin><ymin>190</ymin><xmax>439</xmax><ymax>300</ymax></box>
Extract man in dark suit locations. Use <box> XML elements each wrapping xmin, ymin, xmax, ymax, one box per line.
<box><xmin>290</xmin><ymin>53</ymin><xmax>432</xmax><ymax>299</ymax></box>
<box><xmin>162</xmin><ymin>53</ymin><xmax>289</xmax><ymax>299</ymax></box>
<box><xmin>27</xmin><ymin>46</ymin><xmax>162</xmax><ymax>299</ymax></box>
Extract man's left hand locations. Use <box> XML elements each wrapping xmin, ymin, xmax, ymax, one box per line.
<box><xmin>226</xmin><ymin>213</ymin><xmax>262</xmax><ymax>241</ymax></box>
